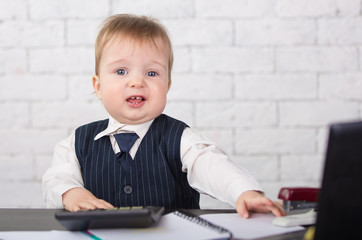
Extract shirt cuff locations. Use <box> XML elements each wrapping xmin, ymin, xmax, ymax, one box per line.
<box><xmin>226</xmin><ymin>180</ymin><xmax>264</xmax><ymax>207</ymax></box>
<box><xmin>45</xmin><ymin>183</ymin><xmax>83</xmax><ymax>208</ymax></box>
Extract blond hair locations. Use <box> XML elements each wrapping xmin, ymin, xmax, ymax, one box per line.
<box><xmin>95</xmin><ymin>14</ymin><xmax>173</xmax><ymax>84</ymax></box>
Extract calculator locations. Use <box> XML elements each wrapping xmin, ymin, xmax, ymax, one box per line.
<box><xmin>55</xmin><ymin>206</ymin><xmax>164</xmax><ymax>231</ymax></box>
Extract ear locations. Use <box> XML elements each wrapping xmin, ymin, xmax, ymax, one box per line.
<box><xmin>92</xmin><ymin>75</ymin><xmax>102</xmax><ymax>100</ymax></box>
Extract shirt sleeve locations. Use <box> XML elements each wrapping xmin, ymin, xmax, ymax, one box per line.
<box><xmin>180</xmin><ymin>127</ymin><xmax>263</xmax><ymax>207</ymax></box>
<box><xmin>42</xmin><ymin>131</ymin><xmax>84</xmax><ymax>208</ymax></box>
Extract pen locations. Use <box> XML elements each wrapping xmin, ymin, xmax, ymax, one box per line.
<box><xmin>82</xmin><ymin>230</ymin><xmax>103</xmax><ymax>240</ymax></box>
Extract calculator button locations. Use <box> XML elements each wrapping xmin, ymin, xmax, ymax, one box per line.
<box><xmin>123</xmin><ymin>185</ymin><xmax>133</xmax><ymax>194</ymax></box>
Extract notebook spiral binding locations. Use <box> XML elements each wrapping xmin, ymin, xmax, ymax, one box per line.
<box><xmin>174</xmin><ymin>210</ymin><xmax>233</xmax><ymax>239</ymax></box>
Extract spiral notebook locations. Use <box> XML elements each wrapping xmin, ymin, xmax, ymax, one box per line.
<box><xmin>90</xmin><ymin>211</ymin><xmax>303</xmax><ymax>240</ymax></box>
<box><xmin>90</xmin><ymin>211</ymin><xmax>231</xmax><ymax>240</ymax></box>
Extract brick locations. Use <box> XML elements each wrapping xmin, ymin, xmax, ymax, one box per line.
<box><xmin>164</xmin><ymin>20</ymin><xmax>232</xmax><ymax>46</ymax></box>
<box><xmin>335</xmin><ymin>0</ymin><xmax>361</xmax><ymax>16</ymax></box>
<box><xmin>317</xmin><ymin>127</ymin><xmax>329</xmax><ymax>153</ymax></box>
<box><xmin>196</xmin><ymin>102</ymin><xmax>277</xmax><ymax>128</ymax></box>
<box><xmin>68</xmin><ymin>75</ymin><xmax>98</xmax><ymax>102</ymax></box>
<box><xmin>0</xmin><ymin>20</ymin><xmax>64</xmax><ymax>47</ymax></box>
<box><xmin>163</xmin><ymin>102</ymin><xmax>194</xmax><ymax>127</ymax></box>
<box><xmin>235</xmin><ymin>128</ymin><xmax>316</xmax><ymax>154</ymax></box>
<box><xmin>259</xmin><ymin>182</ymin><xmax>286</xmax><ymax>200</ymax></box>
<box><xmin>197</xmin><ymin>129</ymin><xmax>233</xmax><ymax>155</ymax></box>
<box><xmin>31</xmin><ymin>102</ymin><xmax>108</xmax><ymax>128</ymax></box>
<box><xmin>168</xmin><ymin>73</ymin><xmax>233</xmax><ymax>100</ymax></box>
<box><xmin>193</xmin><ymin>47</ymin><xmax>273</xmax><ymax>73</ymax></box>
<box><xmin>235</xmin><ymin>74</ymin><xmax>317</xmax><ymax>100</ymax></box>
<box><xmin>235</xmin><ymin>19</ymin><xmax>316</xmax><ymax>45</ymax></box>
<box><xmin>34</xmin><ymin>154</ymin><xmax>53</xmax><ymax>181</ymax></box>
<box><xmin>360</xmin><ymin>47</ymin><xmax>362</xmax><ymax>70</ymax></box>
<box><xmin>0</xmin><ymin>49</ymin><xmax>26</xmax><ymax>74</ymax></box>
<box><xmin>276</xmin><ymin>47</ymin><xmax>358</xmax><ymax>72</ymax></box>
<box><xmin>0</xmin><ymin>129</ymin><xmax>66</xmax><ymax>154</ymax></box>
<box><xmin>0</xmin><ymin>103</ymin><xmax>29</xmax><ymax>127</ymax></box>
<box><xmin>280</xmin><ymin>101</ymin><xmax>360</xmax><ymax>127</ymax></box>
<box><xmin>319</xmin><ymin>73</ymin><xmax>362</xmax><ymax>100</ymax></box>
<box><xmin>0</xmin><ymin>74</ymin><xmax>67</xmax><ymax>100</ymax></box>
<box><xmin>30</xmin><ymin>0</ymin><xmax>109</xmax><ymax>19</ymax></box>
<box><xmin>0</xmin><ymin>154</ymin><xmax>33</xmax><ymax>180</ymax></box>
<box><xmin>67</xmin><ymin>20</ymin><xmax>102</xmax><ymax>46</ymax></box>
<box><xmin>0</xmin><ymin>0</ymin><xmax>27</xmax><ymax>20</ymax></box>
<box><xmin>29</xmin><ymin>48</ymin><xmax>94</xmax><ymax>74</ymax></box>
<box><xmin>232</xmin><ymin>155</ymin><xmax>279</xmax><ymax>181</ymax></box>
<box><xmin>195</xmin><ymin>0</ymin><xmax>274</xmax><ymax>18</ymax></box>
<box><xmin>111</xmin><ymin>0</ymin><xmax>193</xmax><ymax>18</ymax></box>
<box><xmin>319</xmin><ymin>18</ymin><xmax>362</xmax><ymax>44</ymax></box>
<box><xmin>276</xmin><ymin>0</ymin><xmax>359</xmax><ymax>17</ymax></box>
<box><xmin>277</xmin><ymin>0</ymin><xmax>334</xmax><ymax>17</ymax></box>
<box><xmin>0</xmin><ymin>181</ymin><xmax>45</xmax><ymax>207</ymax></box>
<box><xmin>173</xmin><ymin>47</ymin><xmax>192</xmax><ymax>73</ymax></box>
<box><xmin>281</xmin><ymin>155</ymin><xmax>324</xmax><ymax>181</ymax></box>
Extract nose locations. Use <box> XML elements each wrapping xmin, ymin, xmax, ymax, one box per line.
<box><xmin>128</xmin><ymin>73</ymin><xmax>145</xmax><ymax>88</ymax></box>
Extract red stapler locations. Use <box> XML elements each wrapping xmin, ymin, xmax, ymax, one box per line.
<box><xmin>278</xmin><ymin>187</ymin><xmax>319</xmax><ymax>212</ymax></box>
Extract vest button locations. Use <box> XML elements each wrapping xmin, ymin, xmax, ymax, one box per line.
<box><xmin>123</xmin><ymin>185</ymin><xmax>133</xmax><ymax>194</ymax></box>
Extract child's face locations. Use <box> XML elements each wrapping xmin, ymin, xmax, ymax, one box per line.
<box><xmin>93</xmin><ymin>36</ymin><xmax>170</xmax><ymax>124</ymax></box>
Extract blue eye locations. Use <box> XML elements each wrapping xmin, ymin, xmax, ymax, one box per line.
<box><xmin>147</xmin><ymin>71</ymin><xmax>158</xmax><ymax>77</ymax></box>
<box><xmin>116</xmin><ymin>69</ymin><xmax>127</xmax><ymax>75</ymax></box>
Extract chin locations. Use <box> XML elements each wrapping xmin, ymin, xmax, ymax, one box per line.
<box><xmin>119</xmin><ymin>115</ymin><xmax>156</xmax><ymax>125</ymax></box>
<box><xmin>112</xmin><ymin>108</ymin><xmax>164</xmax><ymax>124</ymax></box>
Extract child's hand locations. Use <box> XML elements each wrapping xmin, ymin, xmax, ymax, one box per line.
<box><xmin>62</xmin><ymin>187</ymin><xmax>114</xmax><ymax>212</ymax></box>
<box><xmin>236</xmin><ymin>190</ymin><xmax>285</xmax><ymax>219</ymax></box>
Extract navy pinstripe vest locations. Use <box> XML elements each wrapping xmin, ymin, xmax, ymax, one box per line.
<box><xmin>75</xmin><ymin>114</ymin><xmax>200</xmax><ymax>209</ymax></box>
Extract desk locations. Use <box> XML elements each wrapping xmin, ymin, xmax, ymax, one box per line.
<box><xmin>0</xmin><ymin>208</ymin><xmax>306</xmax><ymax>240</ymax></box>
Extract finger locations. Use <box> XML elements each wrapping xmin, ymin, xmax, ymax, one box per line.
<box><xmin>98</xmin><ymin>199</ymin><xmax>114</xmax><ymax>208</ymax></box>
<box><xmin>66</xmin><ymin>204</ymin><xmax>80</xmax><ymax>212</ymax></box>
<box><xmin>103</xmin><ymin>200</ymin><xmax>115</xmax><ymax>209</ymax></box>
<box><xmin>248</xmin><ymin>197</ymin><xmax>274</xmax><ymax>212</ymax></box>
<box><xmin>270</xmin><ymin>201</ymin><xmax>285</xmax><ymax>214</ymax></box>
<box><xmin>92</xmin><ymin>199</ymin><xmax>114</xmax><ymax>209</ymax></box>
<box><xmin>249</xmin><ymin>198</ymin><xmax>282</xmax><ymax>215</ymax></box>
<box><xmin>274</xmin><ymin>202</ymin><xmax>286</xmax><ymax>216</ymax></box>
<box><xmin>274</xmin><ymin>201</ymin><xmax>285</xmax><ymax>211</ymax></box>
<box><xmin>236</xmin><ymin>199</ymin><xmax>250</xmax><ymax>219</ymax></box>
<box><xmin>260</xmin><ymin>197</ymin><xmax>274</xmax><ymax>207</ymax></box>
<box><xmin>270</xmin><ymin>206</ymin><xmax>284</xmax><ymax>217</ymax></box>
<box><xmin>267</xmin><ymin>202</ymin><xmax>286</xmax><ymax>217</ymax></box>
<box><xmin>78</xmin><ymin>202</ymin><xmax>97</xmax><ymax>211</ymax></box>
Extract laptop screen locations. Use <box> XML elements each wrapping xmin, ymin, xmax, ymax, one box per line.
<box><xmin>315</xmin><ymin>121</ymin><xmax>362</xmax><ymax>239</ymax></box>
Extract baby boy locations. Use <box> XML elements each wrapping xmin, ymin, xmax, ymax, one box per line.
<box><xmin>42</xmin><ymin>14</ymin><xmax>284</xmax><ymax>219</ymax></box>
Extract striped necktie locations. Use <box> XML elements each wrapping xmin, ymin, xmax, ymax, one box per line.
<box><xmin>114</xmin><ymin>132</ymin><xmax>139</xmax><ymax>173</ymax></box>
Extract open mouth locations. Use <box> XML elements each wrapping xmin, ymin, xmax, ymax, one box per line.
<box><xmin>127</xmin><ymin>96</ymin><xmax>145</xmax><ymax>105</ymax></box>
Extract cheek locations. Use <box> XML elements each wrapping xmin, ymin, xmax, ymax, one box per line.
<box><xmin>152</xmin><ymin>84</ymin><xmax>168</xmax><ymax>101</ymax></box>
<box><xmin>148</xmin><ymin>87</ymin><xmax>167</xmax><ymax>112</ymax></box>
<box><xmin>158</xmin><ymin>92</ymin><xmax>168</xmax><ymax>111</ymax></box>
<box><xmin>100</xmin><ymin>84</ymin><xmax>121</xmax><ymax>103</ymax></box>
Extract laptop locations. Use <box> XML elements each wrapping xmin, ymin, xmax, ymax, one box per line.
<box><xmin>314</xmin><ymin>120</ymin><xmax>362</xmax><ymax>239</ymax></box>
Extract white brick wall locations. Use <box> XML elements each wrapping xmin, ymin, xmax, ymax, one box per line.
<box><xmin>1</xmin><ymin>0</ymin><xmax>361</xmax><ymax>208</ymax></box>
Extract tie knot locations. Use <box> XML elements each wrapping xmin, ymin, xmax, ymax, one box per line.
<box><xmin>114</xmin><ymin>132</ymin><xmax>139</xmax><ymax>153</ymax></box>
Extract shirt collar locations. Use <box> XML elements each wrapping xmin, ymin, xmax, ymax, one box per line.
<box><xmin>94</xmin><ymin>115</ymin><xmax>154</xmax><ymax>141</ymax></box>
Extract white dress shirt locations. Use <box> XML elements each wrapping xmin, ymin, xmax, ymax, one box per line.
<box><xmin>42</xmin><ymin>116</ymin><xmax>263</xmax><ymax>208</ymax></box>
